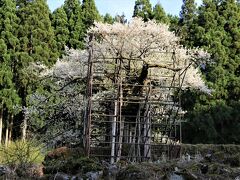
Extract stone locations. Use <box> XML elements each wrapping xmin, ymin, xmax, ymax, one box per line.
<box><xmin>54</xmin><ymin>172</ymin><xmax>71</xmax><ymax>180</ymax></box>
<box><xmin>235</xmin><ymin>176</ymin><xmax>240</xmax><ymax>180</ymax></box>
<box><xmin>85</xmin><ymin>171</ymin><xmax>103</xmax><ymax>180</ymax></box>
<box><xmin>0</xmin><ymin>165</ymin><xmax>11</xmax><ymax>176</ymax></box>
<box><xmin>71</xmin><ymin>174</ymin><xmax>83</xmax><ymax>180</ymax></box>
<box><xmin>170</xmin><ymin>173</ymin><xmax>184</xmax><ymax>180</ymax></box>
<box><xmin>194</xmin><ymin>153</ymin><xmax>203</xmax><ymax>162</ymax></box>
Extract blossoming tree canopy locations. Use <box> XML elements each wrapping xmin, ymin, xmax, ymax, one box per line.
<box><xmin>88</xmin><ymin>18</ymin><xmax>211</xmax><ymax>94</ymax></box>
<box><xmin>39</xmin><ymin>18</ymin><xmax>210</xmax><ymax>96</ymax></box>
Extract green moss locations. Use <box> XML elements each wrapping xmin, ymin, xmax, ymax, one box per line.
<box><xmin>77</xmin><ymin>157</ymin><xmax>102</xmax><ymax>173</ymax></box>
<box><xmin>43</xmin><ymin>147</ymin><xmax>102</xmax><ymax>176</ymax></box>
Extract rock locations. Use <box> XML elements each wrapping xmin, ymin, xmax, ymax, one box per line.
<box><xmin>174</xmin><ymin>167</ymin><xmax>179</xmax><ymax>172</ymax></box>
<box><xmin>235</xmin><ymin>176</ymin><xmax>240</xmax><ymax>180</ymax></box>
<box><xmin>0</xmin><ymin>165</ymin><xmax>12</xmax><ymax>176</ymax></box>
<box><xmin>85</xmin><ymin>171</ymin><xmax>103</xmax><ymax>180</ymax></box>
<box><xmin>194</xmin><ymin>153</ymin><xmax>203</xmax><ymax>162</ymax></box>
<box><xmin>108</xmin><ymin>164</ymin><xmax>118</xmax><ymax>175</ymax></box>
<box><xmin>170</xmin><ymin>173</ymin><xmax>184</xmax><ymax>180</ymax></box>
<box><xmin>101</xmin><ymin>160</ymin><xmax>110</xmax><ymax>168</ymax></box>
<box><xmin>71</xmin><ymin>174</ymin><xmax>83</xmax><ymax>180</ymax></box>
<box><xmin>54</xmin><ymin>172</ymin><xmax>71</xmax><ymax>180</ymax></box>
<box><xmin>101</xmin><ymin>161</ymin><xmax>119</xmax><ymax>180</ymax></box>
<box><xmin>106</xmin><ymin>164</ymin><xmax>118</xmax><ymax>180</ymax></box>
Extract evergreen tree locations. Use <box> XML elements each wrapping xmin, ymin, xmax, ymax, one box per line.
<box><xmin>15</xmin><ymin>0</ymin><xmax>30</xmax><ymax>8</ymax></box>
<box><xmin>181</xmin><ymin>0</ymin><xmax>240</xmax><ymax>144</ymax></box>
<box><xmin>51</xmin><ymin>7</ymin><xmax>69</xmax><ymax>53</ymax></box>
<box><xmin>180</xmin><ymin>0</ymin><xmax>197</xmax><ymax>23</ymax></box>
<box><xmin>152</xmin><ymin>2</ymin><xmax>169</xmax><ymax>24</ymax></box>
<box><xmin>17</xmin><ymin>0</ymin><xmax>58</xmax><ymax>64</ymax></box>
<box><xmin>179</xmin><ymin>0</ymin><xmax>198</xmax><ymax>46</ymax></box>
<box><xmin>133</xmin><ymin>0</ymin><xmax>153</xmax><ymax>21</ymax></box>
<box><xmin>168</xmin><ymin>14</ymin><xmax>180</xmax><ymax>33</ymax></box>
<box><xmin>15</xmin><ymin>0</ymin><xmax>58</xmax><ymax>139</ymax></box>
<box><xmin>63</xmin><ymin>0</ymin><xmax>84</xmax><ymax>49</ymax></box>
<box><xmin>0</xmin><ymin>0</ymin><xmax>20</xmax><ymax>143</ymax></box>
<box><xmin>103</xmin><ymin>13</ymin><xmax>114</xmax><ymax>24</ymax></box>
<box><xmin>114</xmin><ymin>14</ymin><xmax>127</xmax><ymax>24</ymax></box>
<box><xmin>82</xmin><ymin>0</ymin><xmax>101</xmax><ymax>29</ymax></box>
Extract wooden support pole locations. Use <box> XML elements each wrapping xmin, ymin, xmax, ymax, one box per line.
<box><xmin>110</xmin><ymin>100</ymin><xmax>117</xmax><ymax>164</ymax></box>
<box><xmin>85</xmin><ymin>34</ymin><xmax>94</xmax><ymax>157</ymax></box>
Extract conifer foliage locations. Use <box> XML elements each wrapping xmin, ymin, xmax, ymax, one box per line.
<box><xmin>133</xmin><ymin>0</ymin><xmax>153</xmax><ymax>21</ymax></box>
<box><xmin>103</xmin><ymin>13</ymin><xmax>114</xmax><ymax>24</ymax></box>
<box><xmin>82</xmin><ymin>0</ymin><xmax>101</xmax><ymax>29</ymax></box>
<box><xmin>12</xmin><ymin>0</ymin><xmax>57</xmax><ymax>140</ymax></box>
<box><xmin>0</xmin><ymin>0</ymin><xmax>20</xmax><ymax>144</ymax></box>
<box><xmin>52</xmin><ymin>0</ymin><xmax>101</xmax><ymax>50</ymax></box>
<box><xmin>153</xmin><ymin>3</ymin><xmax>169</xmax><ymax>24</ymax></box>
<box><xmin>133</xmin><ymin>0</ymin><xmax>169</xmax><ymax>24</ymax></box>
<box><xmin>180</xmin><ymin>0</ymin><xmax>240</xmax><ymax>144</ymax></box>
<box><xmin>179</xmin><ymin>0</ymin><xmax>197</xmax><ymax>46</ymax></box>
<box><xmin>62</xmin><ymin>0</ymin><xmax>85</xmax><ymax>49</ymax></box>
<box><xmin>51</xmin><ymin>7</ymin><xmax>69</xmax><ymax>53</ymax></box>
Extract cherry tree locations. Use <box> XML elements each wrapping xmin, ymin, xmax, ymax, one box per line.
<box><xmin>25</xmin><ymin>48</ymin><xmax>88</xmax><ymax>147</ymax></box>
<box><xmin>29</xmin><ymin>18</ymin><xmax>211</xmax><ymax>159</ymax></box>
<box><xmin>88</xmin><ymin>18</ymin><xmax>210</xmax><ymax>92</ymax></box>
<box><xmin>84</xmin><ymin>18</ymin><xmax>211</xmax><ymax>161</ymax></box>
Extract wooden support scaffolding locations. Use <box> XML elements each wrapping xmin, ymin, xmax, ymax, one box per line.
<box><xmin>84</xmin><ymin>43</ymin><xmax>184</xmax><ymax>163</ymax></box>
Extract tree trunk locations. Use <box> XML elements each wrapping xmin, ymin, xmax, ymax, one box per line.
<box><xmin>20</xmin><ymin>87</ymin><xmax>27</xmax><ymax>141</ymax></box>
<box><xmin>5</xmin><ymin>121</ymin><xmax>9</xmax><ymax>147</ymax></box>
<box><xmin>8</xmin><ymin>114</ymin><xmax>13</xmax><ymax>145</ymax></box>
<box><xmin>0</xmin><ymin>109</ymin><xmax>3</xmax><ymax>145</ymax></box>
<box><xmin>22</xmin><ymin>116</ymin><xmax>27</xmax><ymax>141</ymax></box>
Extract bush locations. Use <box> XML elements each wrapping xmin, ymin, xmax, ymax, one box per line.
<box><xmin>0</xmin><ymin>140</ymin><xmax>45</xmax><ymax>168</ymax></box>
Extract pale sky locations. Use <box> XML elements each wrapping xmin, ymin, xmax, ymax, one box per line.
<box><xmin>47</xmin><ymin>0</ymin><xmax>202</xmax><ymax>20</ymax></box>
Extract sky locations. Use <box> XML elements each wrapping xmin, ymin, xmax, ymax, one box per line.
<box><xmin>47</xmin><ymin>0</ymin><xmax>202</xmax><ymax>20</ymax></box>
